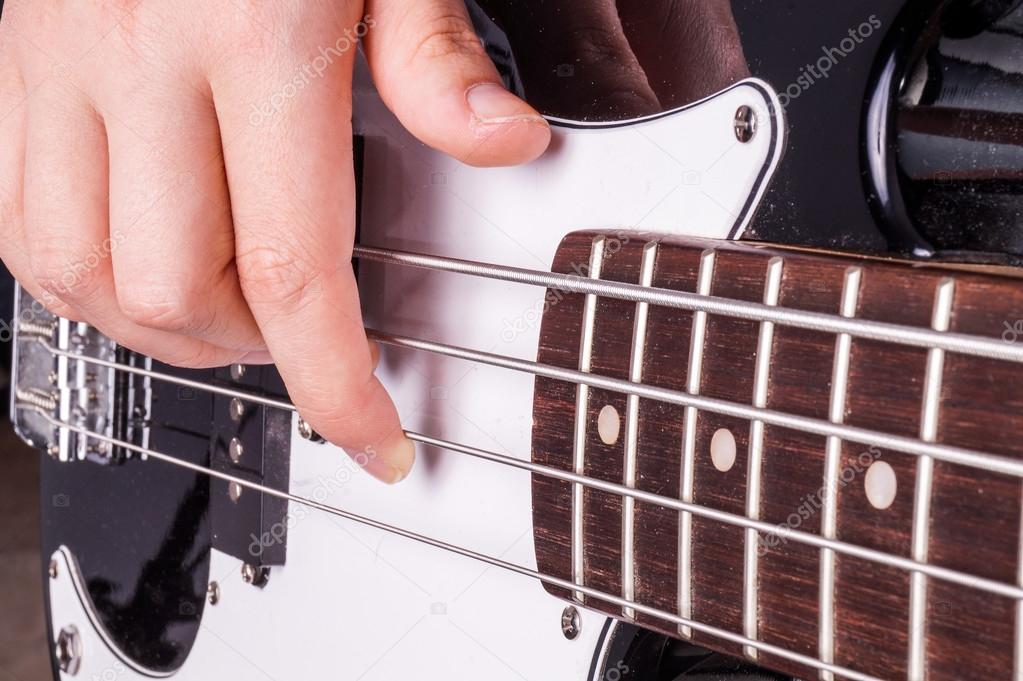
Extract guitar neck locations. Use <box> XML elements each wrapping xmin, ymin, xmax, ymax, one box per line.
<box><xmin>531</xmin><ymin>231</ymin><xmax>1023</xmax><ymax>681</ymax></box>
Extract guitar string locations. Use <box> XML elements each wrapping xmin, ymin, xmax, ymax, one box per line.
<box><xmin>43</xmin><ymin>333</ymin><xmax>1023</xmax><ymax>480</ymax></box>
<box><xmin>23</xmin><ymin>409</ymin><xmax>883</xmax><ymax>681</ymax></box>
<box><xmin>353</xmin><ymin>245</ymin><xmax>1023</xmax><ymax>364</ymax></box>
<box><xmin>30</xmin><ymin>341</ymin><xmax>1023</xmax><ymax>601</ymax></box>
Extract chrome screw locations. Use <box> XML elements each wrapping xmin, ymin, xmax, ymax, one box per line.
<box><xmin>228</xmin><ymin>481</ymin><xmax>243</xmax><ymax>503</ymax></box>
<box><xmin>241</xmin><ymin>563</ymin><xmax>270</xmax><ymax>588</ymax></box>
<box><xmin>46</xmin><ymin>444</ymin><xmax>60</xmax><ymax>459</ymax></box>
<box><xmin>229</xmin><ymin>397</ymin><xmax>245</xmax><ymax>422</ymax></box>
<box><xmin>561</xmin><ymin>605</ymin><xmax>581</xmax><ymax>640</ymax></box>
<box><xmin>48</xmin><ymin>559</ymin><xmax>58</xmax><ymax>580</ymax></box>
<box><xmin>207</xmin><ymin>581</ymin><xmax>220</xmax><ymax>605</ymax></box>
<box><xmin>228</xmin><ymin>437</ymin><xmax>244</xmax><ymax>464</ymax></box>
<box><xmin>230</xmin><ymin>363</ymin><xmax>246</xmax><ymax>381</ymax></box>
<box><xmin>297</xmin><ymin>418</ymin><xmax>325</xmax><ymax>443</ymax></box>
<box><xmin>54</xmin><ymin>625</ymin><xmax>82</xmax><ymax>675</ymax></box>
<box><xmin>733</xmin><ymin>105</ymin><xmax>757</xmax><ymax>143</ymax></box>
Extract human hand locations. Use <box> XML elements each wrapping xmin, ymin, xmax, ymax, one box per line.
<box><xmin>0</xmin><ymin>0</ymin><xmax>551</xmax><ymax>482</ymax></box>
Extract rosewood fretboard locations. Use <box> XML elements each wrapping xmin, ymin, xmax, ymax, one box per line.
<box><xmin>530</xmin><ymin>231</ymin><xmax>1023</xmax><ymax>681</ymax></box>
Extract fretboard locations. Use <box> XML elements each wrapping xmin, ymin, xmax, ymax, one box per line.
<box><xmin>530</xmin><ymin>231</ymin><xmax>1023</xmax><ymax>681</ymax></box>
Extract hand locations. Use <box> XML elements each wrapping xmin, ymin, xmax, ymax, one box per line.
<box><xmin>0</xmin><ymin>0</ymin><xmax>550</xmax><ymax>483</ymax></box>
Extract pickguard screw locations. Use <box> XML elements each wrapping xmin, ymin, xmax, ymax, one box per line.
<box><xmin>229</xmin><ymin>397</ymin><xmax>245</xmax><ymax>422</ymax></box>
<box><xmin>297</xmin><ymin>418</ymin><xmax>325</xmax><ymax>443</ymax></box>
<box><xmin>207</xmin><ymin>581</ymin><xmax>220</xmax><ymax>606</ymax></box>
<box><xmin>48</xmin><ymin>559</ymin><xmax>58</xmax><ymax>579</ymax></box>
<box><xmin>228</xmin><ymin>437</ymin><xmax>244</xmax><ymax>464</ymax></box>
<box><xmin>230</xmin><ymin>364</ymin><xmax>246</xmax><ymax>381</ymax></box>
<box><xmin>46</xmin><ymin>444</ymin><xmax>60</xmax><ymax>459</ymax></box>
<box><xmin>733</xmin><ymin>105</ymin><xmax>757</xmax><ymax>143</ymax></box>
<box><xmin>561</xmin><ymin>605</ymin><xmax>581</xmax><ymax>640</ymax></box>
<box><xmin>55</xmin><ymin>625</ymin><xmax>82</xmax><ymax>675</ymax></box>
<box><xmin>241</xmin><ymin>563</ymin><xmax>270</xmax><ymax>588</ymax></box>
<box><xmin>228</xmin><ymin>481</ymin><xmax>243</xmax><ymax>503</ymax></box>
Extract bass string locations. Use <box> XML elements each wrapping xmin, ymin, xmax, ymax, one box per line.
<box><xmin>31</xmin><ymin>410</ymin><xmax>883</xmax><ymax>681</ymax></box>
<box><xmin>352</xmin><ymin>245</ymin><xmax>1023</xmax><ymax>364</ymax></box>
<box><xmin>30</xmin><ymin>341</ymin><xmax>1023</xmax><ymax>602</ymax></box>
<box><xmin>43</xmin><ymin>331</ymin><xmax>1023</xmax><ymax>479</ymax></box>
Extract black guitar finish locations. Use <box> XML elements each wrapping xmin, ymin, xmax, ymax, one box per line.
<box><xmin>39</xmin><ymin>364</ymin><xmax>216</xmax><ymax>673</ymax></box>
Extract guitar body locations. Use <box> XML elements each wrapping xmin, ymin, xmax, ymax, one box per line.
<box><xmin>18</xmin><ymin>1</ymin><xmax>1023</xmax><ymax>680</ymax></box>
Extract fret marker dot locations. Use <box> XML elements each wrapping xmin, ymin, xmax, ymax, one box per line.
<box><xmin>597</xmin><ymin>405</ymin><xmax>621</xmax><ymax>445</ymax></box>
<box><xmin>710</xmin><ymin>428</ymin><xmax>736</xmax><ymax>472</ymax></box>
<box><xmin>864</xmin><ymin>461</ymin><xmax>897</xmax><ymax>510</ymax></box>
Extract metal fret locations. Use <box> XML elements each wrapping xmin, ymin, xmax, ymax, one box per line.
<box><xmin>744</xmin><ymin>257</ymin><xmax>784</xmax><ymax>659</ymax></box>
<box><xmin>1017</xmin><ymin>486</ymin><xmax>1023</xmax><ymax>681</ymax></box>
<box><xmin>679</xmin><ymin>249</ymin><xmax>716</xmax><ymax>637</ymax></box>
<box><xmin>908</xmin><ymin>277</ymin><xmax>955</xmax><ymax>681</ymax></box>
<box><xmin>572</xmin><ymin>236</ymin><xmax>606</xmax><ymax>602</ymax></box>
<box><xmin>623</xmin><ymin>241</ymin><xmax>658</xmax><ymax>619</ymax></box>
<box><xmin>819</xmin><ymin>267</ymin><xmax>862</xmax><ymax>681</ymax></box>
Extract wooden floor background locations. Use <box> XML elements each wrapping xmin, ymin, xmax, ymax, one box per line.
<box><xmin>0</xmin><ymin>423</ymin><xmax>50</xmax><ymax>681</ymax></box>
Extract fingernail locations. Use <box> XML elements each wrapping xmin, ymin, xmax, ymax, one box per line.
<box><xmin>466</xmin><ymin>82</ymin><xmax>545</xmax><ymax>124</ymax></box>
<box><xmin>239</xmin><ymin>350</ymin><xmax>274</xmax><ymax>365</ymax></box>
<box><xmin>368</xmin><ymin>339</ymin><xmax>381</xmax><ymax>371</ymax></box>
<box><xmin>362</xmin><ymin>437</ymin><xmax>416</xmax><ymax>485</ymax></box>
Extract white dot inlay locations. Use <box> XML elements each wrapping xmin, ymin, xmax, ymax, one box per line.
<box><xmin>864</xmin><ymin>461</ymin><xmax>897</xmax><ymax>510</ymax></box>
<box><xmin>597</xmin><ymin>404</ymin><xmax>621</xmax><ymax>445</ymax></box>
<box><xmin>710</xmin><ymin>428</ymin><xmax>737</xmax><ymax>472</ymax></box>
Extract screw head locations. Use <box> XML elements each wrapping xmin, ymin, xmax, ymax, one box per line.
<box><xmin>297</xmin><ymin>418</ymin><xmax>325</xmax><ymax>443</ymax></box>
<box><xmin>48</xmin><ymin>559</ymin><xmax>59</xmax><ymax>580</ymax></box>
<box><xmin>241</xmin><ymin>563</ymin><xmax>270</xmax><ymax>587</ymax></box>
<box><xmin>733</xmin><ymin>105</ymin><xmax>758</xmax><ymax>143</ymax></box>
<box><xmin>228</xmin><ymin>437</ymin><xmax>244</xmax><ymax>464</ymax></box>
<box><xmin>54</xmin><ymin>625</ymin><xmax>82</xmax><ymax>675</ymax></box>
<box><xmin>46</xmin><ymin>444</ymin><xmax>61</xmax><ymax>459</ymax></box>
<box><xmin>207</xmin><ymin>581</ymin><xmax>220</xmax><ymax>606</ymax></box>
<box><xmin>228</xmin><ymin>481</ymin><xmax>243</xmax><ymax>503</ymax></box>
<box><xmin>561</xmin><ymin>605</ymin><xmax>581</xmax><ymax>640</ymax></box>
<box><xmin>230</xmin><ymin>364</ymin><xmax>247</xmax><ymax>381</ymax></box>
<box><xmin>229</xmin><ymin>397</ymin><xmax>245</xmax><ymax>422</ymax></box>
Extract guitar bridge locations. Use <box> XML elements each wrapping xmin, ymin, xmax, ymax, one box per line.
<box><xmin>10</xmin><ymin>284</ymin><xmax>152</xmax><ymax>464</ymax></box>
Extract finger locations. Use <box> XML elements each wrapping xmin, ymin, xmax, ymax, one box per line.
<box><xmin>21</xmin><ymin>80</ymin><xmax>249</xmax><ymax>368</ymax></box>
<box><xmin>617</xmin><ymin>0</ymin><xmax>750</xmax><ymax>108</ymax></box>
<box><xmin>467</xmin><ymin>0</ymin><xmax>661</xmax><ymax>120</ymax></box>
<box><xmin>211</xmin><ymin>12</ymin><xmax>413</xmax><ymax>484</ymax></box>
<box><xmin>102</xmin><ymin>78</ymin><xmax>265</xmax><ymax>353</ymax></box>
<box><xmin>364</xmin><ymin>0</ymin><xmax>551</xmax><ymax>167</ymax></box>
<box><xmin>0</xmin><ymin>48</ymin><xmax>81</xmax><ymax>321</ymax></box>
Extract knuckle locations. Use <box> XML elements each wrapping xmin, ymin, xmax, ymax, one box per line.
<box><xmin>235</xmin><ymin>241</ymin><xmax>326</xmax><ymax>308</ymax></box>
<box><xmin>117</xmin><ymin>284</ymin><xmax>206</xmax><ymax>334</ymax></box>
<box><xmin>407</xmin><ymin>14</ymin><xmax>485</xmax><ymax>65</ymax></box>
<box><xmin>30</xmin><ymin>242</ymin><xmax>104</xmax><ymax>305</ymax></box>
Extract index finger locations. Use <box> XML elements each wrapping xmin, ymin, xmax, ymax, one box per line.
<box><xmin>210</xmin><ymin>14</ymin><xmax>413</xmax><ymax>484</ymax></box>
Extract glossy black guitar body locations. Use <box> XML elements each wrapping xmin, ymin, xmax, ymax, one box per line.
<box><xmin>29</xmin><ymin>0</ymin><xmax>1023</xmax><ymax>678</ymax></box>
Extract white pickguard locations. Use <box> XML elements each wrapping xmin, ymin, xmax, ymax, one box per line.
<box><xmin>47</xmin><ymin>67</ymin><xmax>785</xmax><ymax>681</ymax></box>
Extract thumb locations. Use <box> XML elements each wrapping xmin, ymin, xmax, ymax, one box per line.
<box><xmin>363</xmin><ymin>0</ymin><xmax>551</xmax><ymax>167</ymax></box>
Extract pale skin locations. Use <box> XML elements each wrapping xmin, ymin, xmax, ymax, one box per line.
<box><xmin>0</xmin><ymin>1</ymin><xmax>552</xmax><ymax>483</ymax></box>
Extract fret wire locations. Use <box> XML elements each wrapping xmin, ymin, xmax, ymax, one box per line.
<box><xmin>572</xmin><ymin>236</ymin><xmax>605</xmax><ymax>603</ymax></box>
<box><xmin>1016</xmin><ymin>484</ymin><xmax>1023</xmax><ymax>681</ymax></box>
<box><xmin>25</xmin><ymin>412</ymin><xmax>883</xmax><ymax>681</ymax></box>
<box><xmin>908</xmin><ymin>278</ymin><xmax>955</xmax><ymax>681</ymax></box>
<box><xmin>14</xmin><ymin>379</ymin><xmax>1023</xmax><ymax>602</ymax></box>
<box><xmin>623</xmin><ymin>241</ymin><xmax>658</xmax><ymax>620</ymax></box>
<box><xmin>819</xmin><ymin>266</ymin><xmax>862</xmax><ymax>681</ymax></box>
<box><xmin>680</xmin><ymin>249</ymin><xmax>715</xmax><ymax>638</ymax></box>
<box><xmin>353</xmin><ymin>245</ymin><xmax>1023</xmax><ymax>364</ymax></box>
<box><xmin>39</xmin><ymin>330</ymin><xmax>1023</xmax><ymax>481</ymax></box>
<box><xmin>744</xmin><ymin>256</ymin><xmax>784</xmax><ymax>659</ymax></box>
